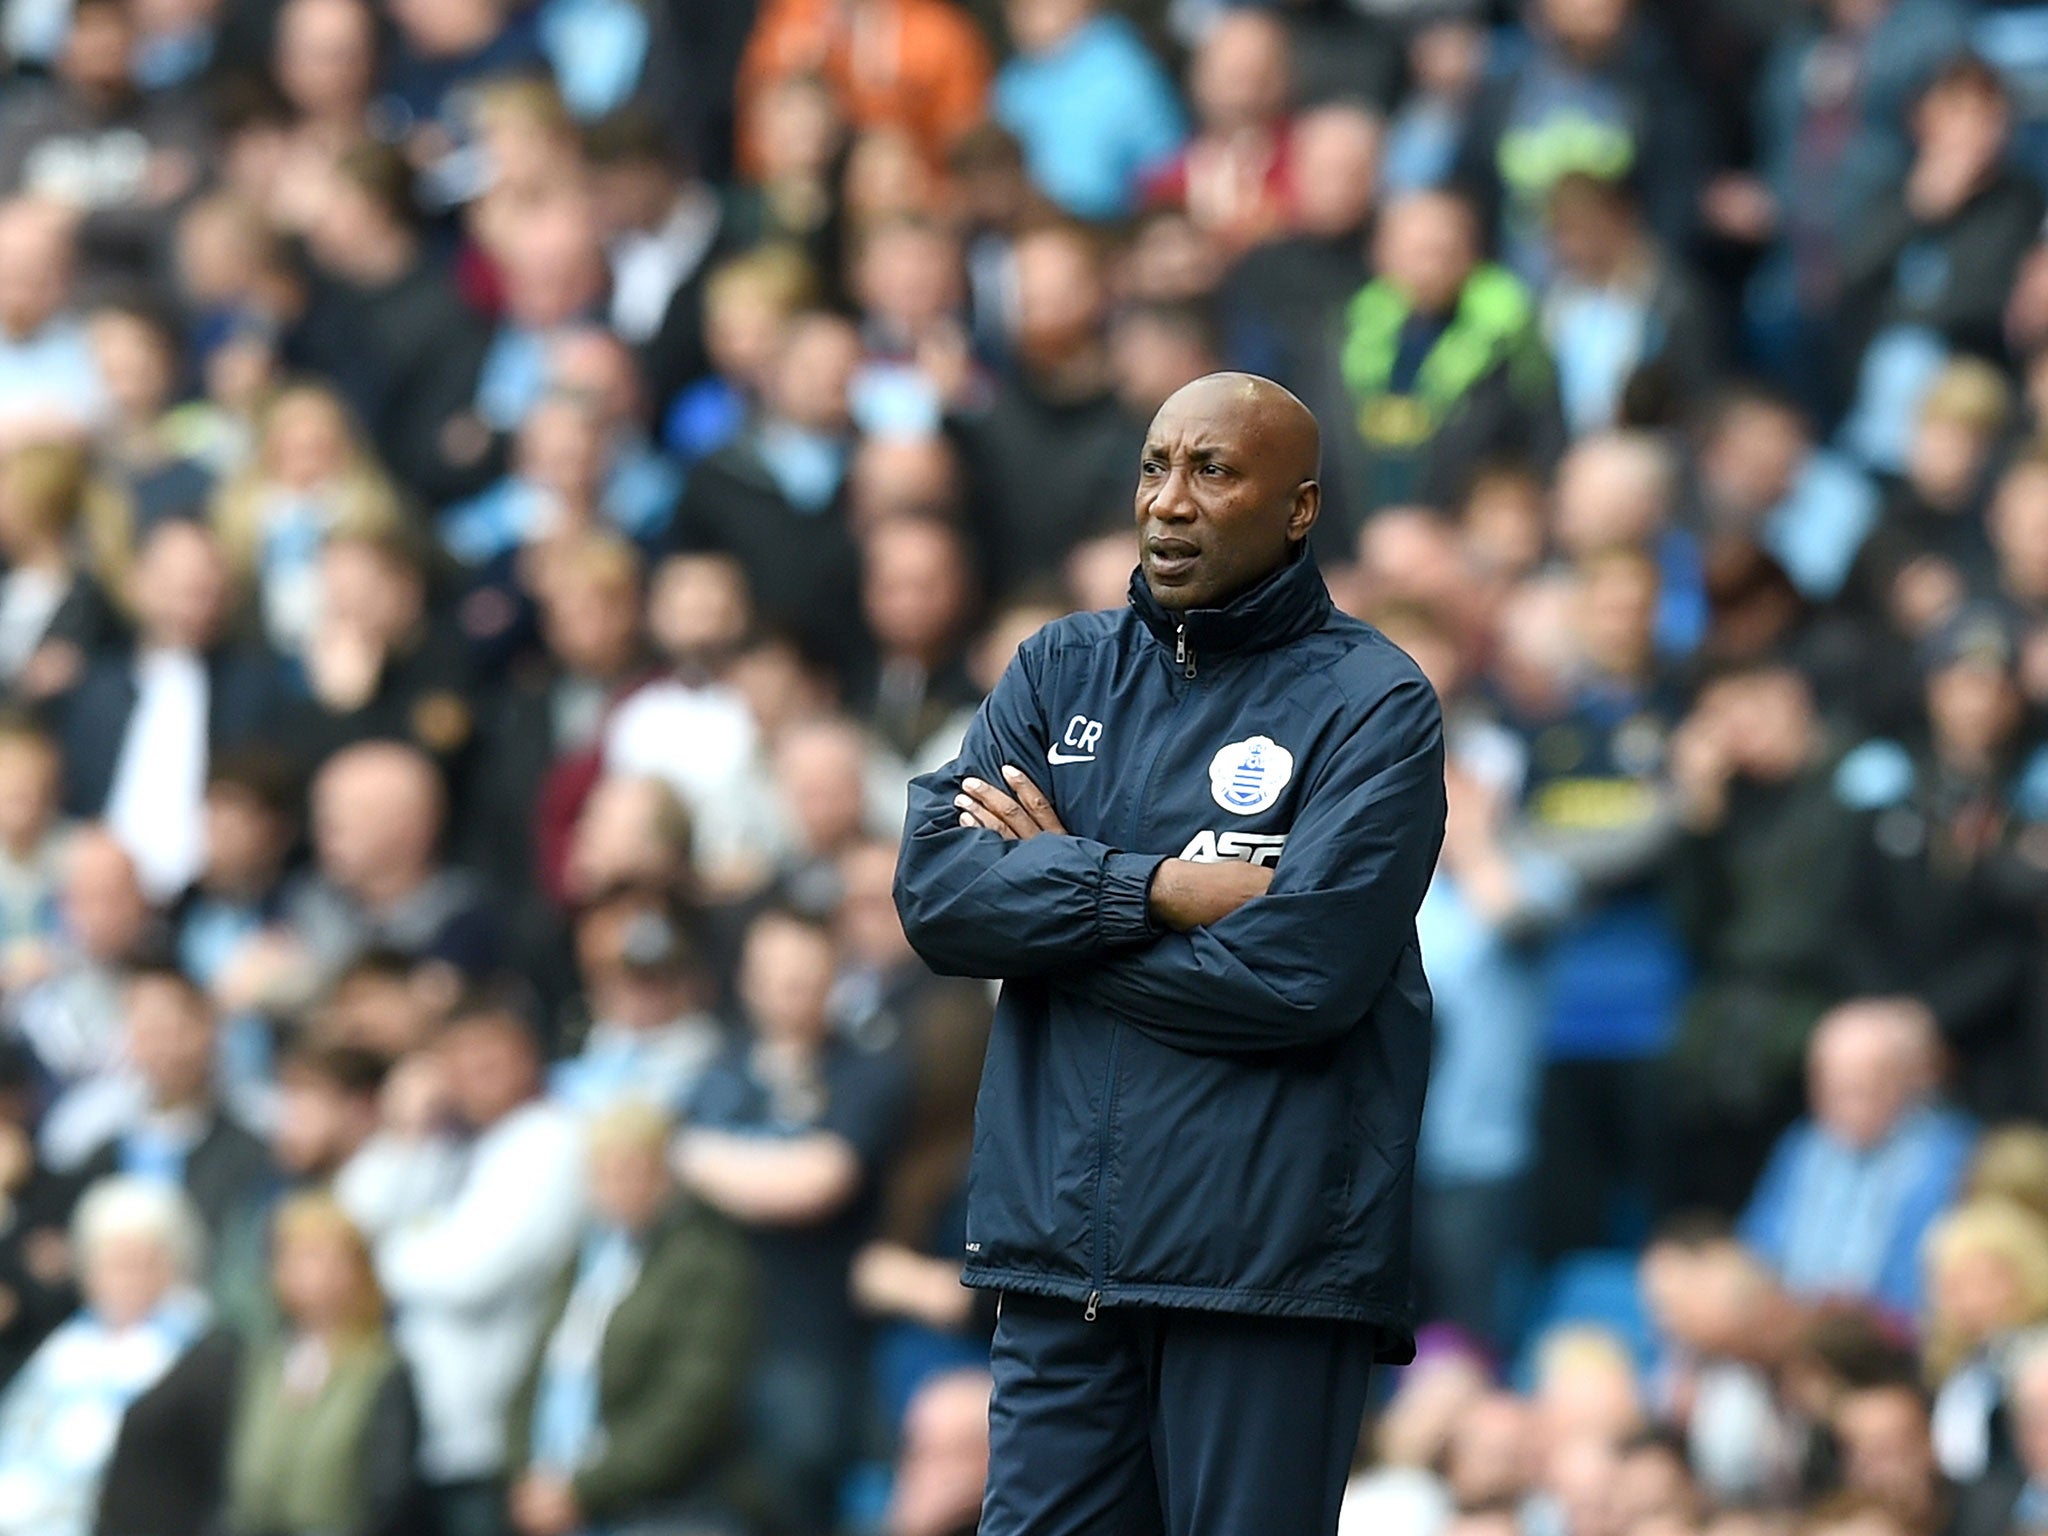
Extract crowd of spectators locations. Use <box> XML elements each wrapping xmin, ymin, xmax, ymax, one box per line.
<box><xmin>0</xmin><ymin>0</ymin><xmax>2044</xmax><ymax>1533</ymax></box>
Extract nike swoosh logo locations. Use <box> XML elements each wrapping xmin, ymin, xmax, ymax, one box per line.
<box><xmin>1046</xmin><ymin>747</ymin><xmax>1097</xmax><ymax>765</ymax></box>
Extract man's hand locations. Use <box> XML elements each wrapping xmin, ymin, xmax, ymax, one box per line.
<box><xmin>956</xmin><ymin>766</ymin><xmax>1067</xmax><ymax>839</ymax></box>
<box><xmin>1146</xmin><ymin>860</ymin><xmax>1274</xmax><ymax>932</ymax></box>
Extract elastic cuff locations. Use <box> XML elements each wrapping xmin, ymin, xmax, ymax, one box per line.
<box><xmin>1097</xmin><ymin>851</ymin><xmax>1168</xmax><ymax>946</ymax></box>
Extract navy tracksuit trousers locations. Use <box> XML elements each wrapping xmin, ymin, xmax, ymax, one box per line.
<box><xmin>980</xmin><ymin>1293</ymin><xmax>1378</xmax><ymax>1536</ymax></box>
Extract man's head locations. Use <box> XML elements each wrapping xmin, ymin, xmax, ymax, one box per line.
<box><xmin>0</xmin><ymin>201</ymin><xmax>77</xmax><ymax>342</ymax></box>
<box><xmin>435</xmin><ymin>999</ymin><xmax>542</xmax><ymax>1130</ymax></box>
<box><xmin>1444</xmin><ymin>1392</ymin><xmax>1536</xmax><ymax>1510</ymax></box>
<box><xmin>888</xmin><ymin>1368</ymin><xmax>994</xmax><ymax>1536</ymax></box>
<box><xmin>274</xmin><ymin>0</ymin><xmax>375</xmax><ymax>122</ymax></box>
<box><xmin>1011</xmin><ymin>223</ymin><xmax>1108</xmax><ymax>368</ymax></box>
<box><xmin>738</xmin><ymin>907</ymin><xmax>837</xmax><ymax>1049</ymax></box>
<box><xmin>1190</xmin><ymin>9</ymin><xmax>1291</xmax><ymax>136</ymax></box>
<box><xmin>564</xmin><ymin>774</ymin><xmax>694</xmax><ymax>905</ymax></box>
<box><xmin>129</xmin><ymin>518</ymin><xmax>233</xmax><ymax>653</ymax></box>
<box><xmin>863</xmin><ymin>516</ymin><xmax>974</xmax><ymax>663</ymax></box>
<box><xmin>1611</xmin><ymin>1428</ymin><xmax>1700</xmax><ymax>1534</ymax></box>
<box><xmin>0</xmin><ymin>716</ymin><xmax>60</xmax><ymax>855</ymax></box>
<box><xmin>837</xmin><ymin>836</ymin><xmax>912</xmax><ymax>970</ymax></box>
<box><xmin>586</xmin><ymin>1100</ymin><xmax>674</xmax><ymax>1234</ymax></box>
<box><xmin>1809</xmin><ymin>999</ymin><xmax>1941</xmax><ymax>1152</ymax></box>
<box><xmin>541</xmin><ymin>533</ymin><xmax>643</xmax><ymax>680</ymax></box>
<box><xmin>848</xmin><ymin>434</ymin><xmax>961</xmax><ymax>531</ymax></box>
<box><xmin>582</xmin><ymin>109</ymin><xmax>689</xmax><ymax>239</ymax></box>
<box><xmin>61</xmin><ymin>0</ymin><xmax>137</xmax><ymax>105</ymax></box>
<box><xmin>774</xmin><ymin>716</ymin><xmax>873</xmax><ymax>859</ymax></box>
<box><xmin>202</xmin><ymin>749</ymin><xmax>300</xmax><ymax>898</ymax></box>
<box><xmin>63</xmin><ymin>826</ymin><xmax>150</xmax><ymax>962</ymax></box>
<box><xmin>1287</xmin><ymin>103</ymin><xmax>1381</xmax><ymax>240</ymax></box>
<box><xmin>575</xmin><ymin>893</ymin><xmax>700</xmax><ymax>1031</ymax></box>
<box><xmin>123</xmin><ymin>963</ymin><xmax>217</xmax><ymax>1111</ymax></box>
<box><xmin>312</xmin><ymin>741</ymin><xmax>444</xmax><ymax>902</ymax></box>
<box><xmin>1004</xmin><ymin>0</ymin><xmax>1094</xmax><ymax>56</ymax></box>
<box><xmin>1832</xmin><ymin>1381</ymin><xmax>1939</xmax><ymax>1519</ymax></box>
<box><xmin>1135</xmin><ymin>372</ymin><xmax>1319</xmax><ymax>610</ymax></box>
<box><xmin>767</xmin><ymin>311</ymin><xmax>860</xmax><ymax>435</ymax></box>
<box><xmin>1374</xmin><ymin>191</ymin><xmax>1480</xmax><ymax>318</ymax></box>
<box><xmin>1554</xmin><ymin>429</ymin><xmax>1674</xmax><ymax>557</ymax></box>
<box><xmin>272</xmin><ymin>1042</ymin><xmax>386</xmax><ymax>1178</ymax></box>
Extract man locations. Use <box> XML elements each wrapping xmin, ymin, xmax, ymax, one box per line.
<box><xmin>1327</xmin><ymin>189</ymin><xmax>1561</xmax><ymax>530</ymax></box>
<box><xmin>895</xmin><ymin>372</ymin><xmax>1445</xmax><ymax>1534</ymax></box>
<box><xmin>1739</xmin><ymin>998</ymin><xmax>1976</xmax><ymax>1317</ymax></box>
<box><xmin>337</xmin><ymin>1001</ymin><xmax>585</xmax><ymax>1536</ymax></box>
<box><xmin>60</xmin><ymin>519</ymin><xmax>279</xmax><ymax>902</ymax></box>
<box><xmin>280</xmin><ymin>741</ymin><xmax>500</xmax><ymax>993</ymax></box>
<box><xmin>0</xmin><ymin>199</ymin><xmax>104</xmax><ymax>449</ymax></box>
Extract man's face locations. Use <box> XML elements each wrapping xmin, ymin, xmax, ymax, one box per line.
<box><xmin>1375</xmin><ymin>196</ymin><xmax>1477</xmax><ymax>317</ymax></box>
<box><xmin>1134</xmin><ymin>382</ymin><xmax>1316</xmax><ymax>610</ymax></box>
<box><xmin>590</xmin><ymin>1141</ymin><xmax>669</xmax><ymax>1232</ymax></box>
<box><xmin>1812</xmin><ymin>1018</ymin><xmax>1913</xmax><ymax>1150</ymax></box>
<box><xmin>127</xmin><ymin>978</ymin><xmax>215</xmax><ymax>1107</ymax></box>
<box><xmin>438</xmin><ymin>1018</ymin><xmax>538</xmax><ymax>1129</ymax></box>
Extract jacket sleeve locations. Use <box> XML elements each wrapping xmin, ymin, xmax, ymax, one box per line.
<box><xmin>895</xmin><ymin>636</ymin><xmax>1166</xmax><ymax>979</ymax></box>
<box><xmin>1051</xmin><ymin>675</ymin><xmax>1445</xmax><ymax>1055</ymax></box>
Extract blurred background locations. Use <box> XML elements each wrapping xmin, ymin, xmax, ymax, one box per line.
<box><xmin>0</xmin><ymin>0</ymin><xmax>2043</xmax><ymax>1533</ymax></box>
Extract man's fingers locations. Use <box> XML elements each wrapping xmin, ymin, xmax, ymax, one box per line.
<box><xmin>957</xmin><ymin>780</ymin><xmax>1031</xmax><ymax>838</ymax></box>
<box><xmin>958</xmin><ymin>807</ymin><xmax>1015</xmax><ymax>838</ymax></box>
<box><xmin>1001</xmin><ymin>765</ymin><xmax>1066</xmax><ymax>834</ymax></box>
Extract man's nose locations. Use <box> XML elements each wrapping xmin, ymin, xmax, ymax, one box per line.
<box><xmin>1148</xmin><ymin>465</ymin><xmax>1200</xmax><ymax>522</ymax></box>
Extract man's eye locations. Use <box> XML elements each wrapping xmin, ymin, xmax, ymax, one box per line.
<box><xmin>1201</xmin><ymin>464</ymin><xmax>1227</xmax><ymax>477</ymax></box>
<box><xmin>1140</xmin><ymin>461</ymin><xmax>1163</xmax><ymax>475</ymax></box>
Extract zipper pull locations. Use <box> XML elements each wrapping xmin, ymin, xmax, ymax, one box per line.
<box><xmin>1084</xmin><ymin>1291</ymin><xmax>1100</xmax><ymax>1322</ymax></box>
<box><xmin>1174</xmin><ymin>625</ymin><xmax>1196</xmax><ymax>680</ymax></box>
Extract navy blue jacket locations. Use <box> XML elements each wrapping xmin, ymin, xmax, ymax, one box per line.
<box><xmin>894</xmin><ymin>550</ymin><xmax>1445</xmax><ymax>1358</ymax></box>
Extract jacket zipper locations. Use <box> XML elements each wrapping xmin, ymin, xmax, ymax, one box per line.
<box><xmin>1174</xmin><ymin>623</ymin><xmax>1197</xmax><ymax>679</ymax></box>
<box><xmin>1084</xmin><ymin>1019</ymin><xmax>1121</xmax><ymax>1322</ymax></box>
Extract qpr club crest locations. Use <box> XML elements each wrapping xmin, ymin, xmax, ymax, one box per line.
<box><xmin>1208</xmin><ymin>735</ymin><xmax>1294</xmax><ymax>815</ymax></box>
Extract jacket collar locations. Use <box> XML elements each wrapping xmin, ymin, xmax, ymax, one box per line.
<box><xmin>1127</xmin><ymin>543</ymin><xmax>1333</xmax><ymax>660</ymax></box>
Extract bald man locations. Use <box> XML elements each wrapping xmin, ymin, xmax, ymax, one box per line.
<box><xmin>897</xmin><ymin>374</ymin><xmax>1445</xmax><ymax>1535</ymax></box>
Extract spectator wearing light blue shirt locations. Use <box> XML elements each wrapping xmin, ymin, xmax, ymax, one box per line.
<box><xmin>0</xmin><ymin>202</ymin><xmax>106</xmax><ymax>450</ymax></box>
<box><xmin>1740</xmin><ymin>997</ymin><xmax>1976</xmax><ymax>1320</ymax></box>
<box><xmin>993</xmin><ymin>0</ymin><xmax>1187</xmax><ymax>222</ymax></box>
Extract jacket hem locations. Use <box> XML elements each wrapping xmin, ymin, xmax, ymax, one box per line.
<box><xmin>962</xmin><ymin>1264</ymin><xmax>1417</xmax><ymax>1362</ymax></box>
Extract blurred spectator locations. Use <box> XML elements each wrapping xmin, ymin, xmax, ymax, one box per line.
<box><xmin>1720</xmin><ymin>0</ymin><xmax>1971</xmax><ymax>412</ymax></box>
<box><xmin>223</xmin><ymin>1193</ymin><xmax>422</xmax><ymax>1536</ymax></box>
<box><xmin>83</xmin><ymin>297</ymin><xmax>214</xmax><ymax>561</ymax></box>
<box><xmin>61</xmin><ymin>518</ymin><xmax>276</xmax><ymax>901</ymax></box>
<box><xmin>0</xmin><ymin>443</ymin><xmax>115</xmax><ymax>699</ymax></box>
<box><xmin>1851</xmin><ymin>362</ymin><xmax>2010</xmax><ymax>653</ymax></box>
<box><xmin>1516</xmin><ymin>545</ymin><xmax>1687</xmax><ymax>1257</ymax></box>
<box><xmin>1839</xmin><ymin>57</ymin><xmax>2044</xmax><ymax>448</ymax></box>
<box><xmin>1741</xmin><ymin>999</ymin><xmax>1976</xmax><ymax>1317</ymax></box>
<box><xmin>1640</xmin><ymin>1219</ymin><xmax>1810</xmax><ymax>1504</ymax></box>
<box><xmin>1692</xmin><ymin>385</ymin><xmax>1881</xmax><ymax>611</ymax></box>
<box><xmin>584</xmin><ymin>109</ymin><xmax>752</xmax><ymax>417</ymax></box>
<box><xmin>0</xmin><ymin>200</ymin><xmax>107</xmax><ymax>447</ymax></box>
<box><xmin>736</xmin><ymin>0</ymin><xmax>992</xmax><ymax>176</ymax></box>
<box><xmin>666</xmin><ymin>309</ymin><xmax>867</xmax><ymax>672</ymax></box>
<box><xmin>1382</xmin><ymin>15</ymin><xmax>1486</xmax><ymax>198</ymax></box>
<box><xmin>551</xmin><ymin>896</ymin><xmax>720</xmax><ymax>1117</ymax></box>
<box><xmin>1539</xmin><ymin>172</ymin><xmax>1721</xmax><ymax>436</ymax></box>
<box><xmin>0</xmin><ymin>1178</ymin><xmax>235</xmax><ymax>1536</ymax></box>
<box><xmin>1922</xmin><ymin>1197</ymin><xmax>2048</xmax><ymax>1483</ymax></box>
<box><xmin>855</xmin><ymin>514</ymin><xmax>978</xmax><ymax>763</ymax></box>
<box><xmin>0</xmin><ymin>716</ymin><xmax>72</xmax><ymax>965</ymax></box>
<box><xmin>1453</xmin><ymin>0</ymin><xmax>1709</xmax><ymax>281</ymax></box>
<box><xmin>1987</xmin><ymin>451</ymin><xmax>2048</xmax><ymax>709</ymax></box>
<box><xmin>1952</xmin><ymin>1331</ymin><xmax>2048</xmax><ymax>1536</ymax></box>
<box><xmin>1835</xmin><ymin>608</ymin><xmax>2047</xmax><ymax>1118</ymax></box>
<box><xmin>1330</xmin><ymin>188</ymin><xmax>1561</xmax><ymax>523</ymax></box>
<box><xmin>883</xmin><ymin>1369</ymin><xmax>990</xmax><ymax>1536</ymax></box>
<box><xmin>296</xmin><ymin>140</ymin><xmax>495</xmax><ymax>507</ymax></box>
<box><xmin>0</xmin><ymin>0</ymin><xmax>210</xmax><ymax>289</ymax></box>
<box><xmin>62</xmin><ymin>963</ymin><xmax>273</xmax><ymax>1263</ymax></box>
<box><xmin>281</xmin><ymin>741</ymin><xmax>500</xmax><ymax>993</ymax></box>
<box><xmin>337</xmin><ymin>1000</ymin><xmax>584</xmax><ymax>1536</ymax></box>
<box><xmin>953</xmin><ymin>221</ymin><xmax>1130</xmax><ymax>594</ymax></box>
<box><xmin>1145</xmin><ymin>9</ymin><xmax>1293</xmax><ymax>255</ymax></box>
<box><xmin>992</xmin><ymin>0</ymin><xmax>1185</xmax><ymax>223</ymax></box>
<box><xmin>681</xmin><ymin>907</ymin><xmax>910</xmax><ymax>1534</ymax></box>
<box><xmin>505</xmin><ymin>1102</ymin><xmax>753</xmax><ymax>1535</ymax></box>
<box><xmin>176</xmin><ymin>748</ymin><xmax>299</xmax><ymax>1009</ymax></box>
<box><xmin>0</xmin><ymin>1042</ymin><xmax>80</xmax><ymax>1390</ymax></box>
<box><xmin>14</xmin><ymin>830</ymin><xmax>160</xmax><ymax>1131</ymax></box>
<box><xmin>1414</xmin><ymin>757</ymin><xmax>1570</xmax><ymax>1345</ymax></box>
<box><xmin>212</xmin><ymin>384</ymin><xmax>403</xmax><ymax>661</ymax></box>
<box><xmin>1664</xmin><ymin>661</ymin><xmax>1860</xmax><ymax>1211</ymax></box>
<box><xmin>268</xmin><ymin>1041</ymin><xmax>385</xmax><ymax>1188</ymax></box>
<box><xmin>1220</xmin><ymin>101</ymin><xmax>1377</xmax><ymax>385</ymax></box>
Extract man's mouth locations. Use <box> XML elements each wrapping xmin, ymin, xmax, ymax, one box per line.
<box><xmin>1146</xmin><ymin>538</ymin><xmax>1201</xmax><ymax>579</ymax></box>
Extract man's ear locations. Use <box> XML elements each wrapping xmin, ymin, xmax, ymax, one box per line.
<box><xmin>1288</xmin><ymin>480</ymin><xmax>1321</xmax><ymax>542</ymax></box>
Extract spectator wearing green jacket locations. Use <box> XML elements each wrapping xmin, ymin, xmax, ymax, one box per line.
<box><xmin>1325</xmin><ymin>188</ymin><xmax>1563</xmax><ymax>539</ymax></box>
<box><xmin>505</xmin><ymin>1102</ymin><xmax>755</xmax><ymax>1536</ymax></box>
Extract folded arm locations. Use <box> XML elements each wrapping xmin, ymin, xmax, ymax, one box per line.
<box><xmin>1055</xmin><ymin>678</ymin><xmax>1445</xmax><ymax>1055</ymax></box>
